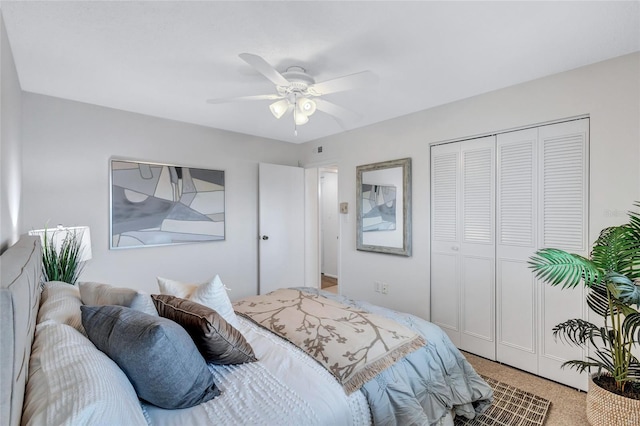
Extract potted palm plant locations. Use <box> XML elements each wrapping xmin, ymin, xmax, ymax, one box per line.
<box><xmin>529</xmin><ymin>202</ymin><xmax>640</xmax><ymax>425</ymax></box>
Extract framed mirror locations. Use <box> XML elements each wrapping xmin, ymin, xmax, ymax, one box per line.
<box><xmin>356</xmin><ymin>158</ymin><xmax>412</xmax><ymax>256</ymax></box>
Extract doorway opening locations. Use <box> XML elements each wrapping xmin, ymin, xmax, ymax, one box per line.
<box><xmin>319</xmin><ymin>166</ymin><xmax>339</xmax><ymax>294</ymax></box>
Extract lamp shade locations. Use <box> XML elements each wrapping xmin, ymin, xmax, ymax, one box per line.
<box><xmin>297</xmin><ymin>98</ymin><xmax>316</xmax><ymax>116</ymax></box>
<box><xmin>269</xmin><ymin>99</ymin><xmax>291</xmax><ymax>119</ymax></box>
<box><xmin>29</xmin><ymin>225</ymin><xmax>92</xmax><ymax>262</ymax></box>
<box><xmin>294</xmin><ymin>111</ymin><xmax>309</xmax><ymax>125</ymax></box>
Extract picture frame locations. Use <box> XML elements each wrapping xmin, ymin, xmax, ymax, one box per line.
<box><xmin>356</xmin><ymin>158</ymin><xmax>412</xmax><ymax>256</ymax></box>
<box><xmin>110</xmin><ymin>159</ymin><xmax>225</xmax><ymax>249</ymax></box>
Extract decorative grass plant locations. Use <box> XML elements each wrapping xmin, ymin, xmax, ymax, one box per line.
<box><xmin>41</xmin><ymin>228</ymin><xmax>86</xmax><ymax>285</ymax></box>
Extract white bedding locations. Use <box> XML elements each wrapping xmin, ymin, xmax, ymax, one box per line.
<box><xmin>142</xmin><ymin>316</ymin><xmax>372</xmax><ymax>425</ymax></box>
<box><xmin>16</xmin><ymin>278</ymin><xmax>469</xmax><ymax>426</ymax></box>
<box><xmin>5</xmin><ymin>237</ymin><xmax>469</xmax><ymax>426</ymax></box>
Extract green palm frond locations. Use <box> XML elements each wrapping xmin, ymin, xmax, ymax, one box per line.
<box><xmin>586</xmin><ymin>282</ymin><xmax>615</xmax><ymax>318</ymax></box>
<box><xmin>529</xmin><ymin>248</ymin><xmax>601</xmax><ymax>288</ymax></box>
<box><xmin>593</xmin><ymin>225</ymin><xmax>640</xmax><ymax>280</ymax></box>
<box><xmin>629</xmin><ymin>360</ymin><xmax>640</xmax><ymax>381</ymax></box>
<box><xmin>561</xmin><ymin>359</ymin><xmax>606</xmax><ymax>375</ymax></box>
<box><xmin>623</xmin><ymin>312</ymin><xmax>640</xmax><ymax>345</ymax></box>
<box><xmin>552</xmin><ymin>318</ymin><xmax>605</xmax><ymax>348</ymax></box>
<box><xmin>625</xmin><ymin>206</ymin><xmax>640</xmax><ymax>278</ymax></box>
<box><xmin>628</xmin><ymin>202</ymin><xmax>640</xmax><ymax>235</ymax></box>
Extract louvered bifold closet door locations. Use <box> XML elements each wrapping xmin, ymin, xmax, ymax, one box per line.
<box><xmin>430</xmin><ymin>136</ymin><xmax>496</xmax><ymax>359</ymax></box>
<box><xmin>495</xmin><ymin>119</ymin><xmax>588</xmax><ymax>390</ymax></box>
<box><xmin>537</xmin><ymin>119</ymin><xmax>589</xmax><ymax>390</ymax></box>
<box><xmin>496</xmin><ymin>128</ymin><xmax>538</xmax><ymax>374</ymax></box>
<box><xmin>431</xmin><ymin>143</ymin><xmax>461</xmax><ymax>346</ymax></box>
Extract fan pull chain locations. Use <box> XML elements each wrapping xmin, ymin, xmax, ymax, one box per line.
<box><xmin>294</xmin><ymin>93</ymin><xmax>298</xmax><ymax>136</ymax></box>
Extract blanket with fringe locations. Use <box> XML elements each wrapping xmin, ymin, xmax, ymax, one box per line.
<box><xmin>234</xmin><ymin>288</ymin><xmax>426</xmax><ymax>394</ymax></box>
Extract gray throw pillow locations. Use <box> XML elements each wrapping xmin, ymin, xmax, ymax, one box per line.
<box><xmin>152</xmin><ymin>294</ymin><xmax>257</xmax><ymax>365</ymax></box>
<box><xmin>81</xmin><ymin>305</ymin><xmax>220</xmax><ymax>409</ymax></box>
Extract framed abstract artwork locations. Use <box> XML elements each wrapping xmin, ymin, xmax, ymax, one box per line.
<box><xmin>356</xmin><ymin>158</ymin><xmax>412</xmax><ymax>256</ymax></box>
<box><xmin>110</xmin><ymin>159</ymin><xmax>225</xmax><ymax>249</ymax></box>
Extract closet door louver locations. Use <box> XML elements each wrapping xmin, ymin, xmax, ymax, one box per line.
<box><xmin>463</xmin><ymin>149</ymin><xmax>493</xmax><ymax>243</ymax></box>
<box><xmin>432</xmin><ymin>152</ymin><xmax>458</xmax><ymax>242</ymax></box>
<box><xmin>541</xmin><ymin>134</ymin><xmax>586</xmax><ymax>250</ymax></box>
<box><xmin>498</xmin><ymin>139</ymin><xmax>535</xmax><ymax>246</ymax></box>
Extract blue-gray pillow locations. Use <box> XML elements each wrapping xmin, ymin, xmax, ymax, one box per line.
<box><xmin>80</xmin><ymin>304</ymin><xmax>220</xmax><ymax>409</ymax></box>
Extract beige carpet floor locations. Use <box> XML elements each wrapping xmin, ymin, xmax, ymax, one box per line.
<box><xmin>462</xmin><ymin>352</ymin><xmax>587</xmax><ymax>425</ymax></box>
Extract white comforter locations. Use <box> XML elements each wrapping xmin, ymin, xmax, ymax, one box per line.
<box><xmin>141</xmin><ymin>316</ymin><xmax>372</xmax><ymax>425</ymax></box>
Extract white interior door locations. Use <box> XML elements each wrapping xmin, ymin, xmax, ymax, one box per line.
<box><xmin>258</xmin><ymin>163</ymin><xmax>305</xmax><ymax>295</ymax></box>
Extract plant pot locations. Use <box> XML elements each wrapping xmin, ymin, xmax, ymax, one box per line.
<box><xmin>587</xmin><ymin>374</ymin><xmax>640</xmax><ymax>425</ymax></box>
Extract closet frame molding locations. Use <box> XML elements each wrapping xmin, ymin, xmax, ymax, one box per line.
<box><xmin>429</xmin><ymin>114</ymin><xmax>590</xmax><ymax>148</ymax></box>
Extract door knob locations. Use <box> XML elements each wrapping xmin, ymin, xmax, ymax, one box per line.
<box><xmin>451</xmin><ymin>246</ymin><xmax>459</xmax><ymax>251</ymax></box>
<box><xmin>262</xmin><ymin>235</ymin><xmax>269</xmax><ymax>240</ymax></box>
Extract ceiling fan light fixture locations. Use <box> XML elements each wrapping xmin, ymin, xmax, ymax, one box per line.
<box><xmin>297</xmin><ymin>97</ymin><xmax>317</xmax><ymax>117</ymax></box>
<box><xmin>209</xmin><ymin>53</ymin><xmax>378</xmax><ymax>135</ymax></box>
<box><xmin>294</xmin><ymin>110</ymin><xmax>309</xmax><ymax>126</ymax></box>
<box><xmin>269</xmin><ymin>99</ymin><xmax>290</xmax><ymax>119</ymax></box>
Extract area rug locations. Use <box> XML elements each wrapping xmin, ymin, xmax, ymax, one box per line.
<box><xmin>454</xmin><ymin>375</ymin><xmax>551</xmax><ymax>426</ymax></box>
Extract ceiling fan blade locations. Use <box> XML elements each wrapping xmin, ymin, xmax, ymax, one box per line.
<box><xmin>314</xmin><ymin>98</ymin><xmax>362</xmax><ymax>127</ymax></box>
<box><xmin>309</xmin><ymin>71</ymin><xmax>378</xmax><ymax>95</ymax></box>
<box><xmin>239</xmin><ymin>53</ymin><xmax>290</xmax><ymax>87</ymax></box>
<box><xmin>206</xmin><ymin>94</ymin><xmax>283</xmax><ymax>104</ymax></box>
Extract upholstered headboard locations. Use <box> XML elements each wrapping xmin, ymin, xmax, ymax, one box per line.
<box><xmin>0</xmin><ymin>236</ymin><xmax>42</xmax><ymax>426</ymax></box>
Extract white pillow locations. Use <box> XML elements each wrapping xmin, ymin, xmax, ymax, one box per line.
<box><xmin>157</xmin><ymin>275</ymin><xmax>239</xmax><ymax>328</ymax></box>
<box><xmin>78</xmin><ymin>281</ymin><xmax>158</xmax><ymax>316</ymax></box>
<box><xmin>22</xmin><ymin>321</ymin><xmax>147</xmax><ymax>425</ymax></box>
<box><xmin>38</xmin><ymin>281</ymin><xmax>85</xmax><ymax>334</ymax></box>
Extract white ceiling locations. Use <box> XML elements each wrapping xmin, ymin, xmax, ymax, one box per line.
<box><xmin>2</xmin><ymin>1</ymin><xmax>639</xmax><ymax>143</ymax></box>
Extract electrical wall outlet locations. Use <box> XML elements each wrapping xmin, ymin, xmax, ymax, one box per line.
<box><xmin>374</xmin><ymin>281</ymin><xmax>381</xmax><ymax>293</ymax></box>
<box><xmin>381</xmin><ymin>282</ymin><xmax>389</xmax><ymax>294</ymax></box>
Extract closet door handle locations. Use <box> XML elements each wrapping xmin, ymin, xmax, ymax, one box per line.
<box><xmin>451</xmin><ymin>246</ymin><xmax>459</xmax><ymax>251</ymax></box>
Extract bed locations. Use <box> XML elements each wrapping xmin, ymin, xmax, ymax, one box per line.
<box><xmin>1</xmin><ymin>235</ymin><xmax>492</xmax><ymax>426</ymax></box>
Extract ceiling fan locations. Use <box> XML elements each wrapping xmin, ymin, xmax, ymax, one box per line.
<box><xmin>207</xmin><ymin>53</ymin><xmax>378</xmax><ymax>133</ymax></box>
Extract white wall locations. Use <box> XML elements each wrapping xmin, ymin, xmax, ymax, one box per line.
<box><xmin>300</xmin><ymin>52</ymin><xmax>640</xmax><ymax>320</ymax></box>
<box><xmin>21</xmin><ymin>93</ymin><xmax>299</xmax><ymax>299</ymax></box>
<box><xmin>0</xmin><ymin>11</ymin><xmax>23</xmax><ymax>253</ymax></box>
